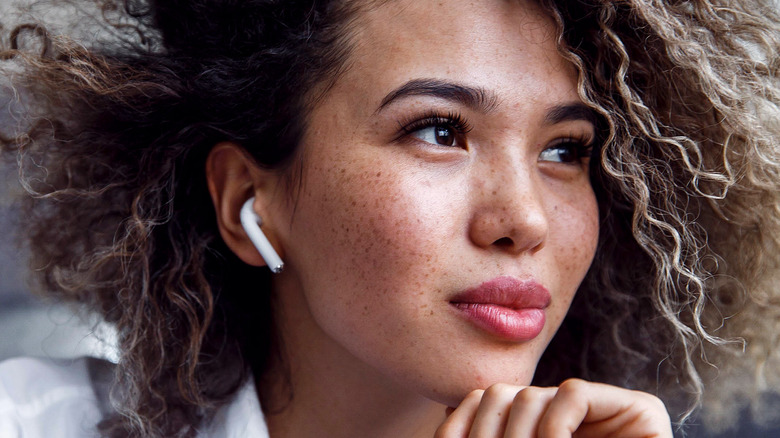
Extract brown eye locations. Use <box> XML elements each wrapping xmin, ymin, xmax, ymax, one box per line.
<box><xmin>413</xmin><ymin>125</ymin><xmax>458</xmax><ymax>147</ymax></box>
<box><xmin>539</xmin><ymin>140</ymin><xmax>590</xmax><ymax>164</ymax></box>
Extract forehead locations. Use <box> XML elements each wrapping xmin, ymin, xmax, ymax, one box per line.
<box><xmin>331</xmin><ymin>0</ymin><xmax>577</xmax><ymax>113</ymax></box>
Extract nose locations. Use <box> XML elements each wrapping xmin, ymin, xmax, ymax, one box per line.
<box><xmin>467</xmin><ymin>167</ymin><xmax>549</xmax><ymax>255</ymax></box>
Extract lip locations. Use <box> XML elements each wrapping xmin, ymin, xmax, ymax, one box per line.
<box><xmin>449</xmin><ymin>276</ymin><xmax>551</xmax><ymax>342</ymax></box>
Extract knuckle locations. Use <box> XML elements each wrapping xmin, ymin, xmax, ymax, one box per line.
<box><xmin>513</xmin><ymin>386</ymin><xmax>546</xmax><ymax>404</ymax></box>
<box><xmin>464</xmin><ymin>388</ymin><xmax>485</xmax><ymax>402</ymax></box>
<box><xmin>555</xmin><ymin>378</ymin><xmax>589</xmax><ymax>405</ymax></box>
<box><xmin>651</xmin><ymin>394</ymin><xmax>668</xmax><ymax>411</ymax></box>
<box><xmin>483</xmin><ymin>382</ymin><xmax>517</xmax><ymax>399</ymax></box>
<box><xmin>638</xmin><ymin>391</ymin><xmax>670</xmax><ymax>415</ymax></box>
<box><xmin>557</xmin><ymin>378</ymin><xmax>588</xmax><ymax>395</ymax></box>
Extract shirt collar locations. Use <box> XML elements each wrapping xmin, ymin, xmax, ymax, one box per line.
<box><xmin>199</xmin><ymin>378</ymin><xmax>269</xmax><ymax>438</ymax></box>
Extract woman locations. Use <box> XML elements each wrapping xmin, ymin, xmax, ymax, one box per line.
<box><xmin>0</xmin><ymin>0</ymin><xmax>778</xmax><ymax>436</ymax></box>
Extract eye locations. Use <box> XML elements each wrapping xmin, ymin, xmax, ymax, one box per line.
<box><xmin>539</xmin><ymin>138</ymin><xmax>592</xmax><ymax>164</ymax></box>
<box><xmin>412</xmin><ymin>125</ymin><xmax>459</xmax><ymax>147</ymax></box>
<box><xmin>398</xmin><ymin>111</ymin><xmax>471</xmax><ymax>149</ymax></box>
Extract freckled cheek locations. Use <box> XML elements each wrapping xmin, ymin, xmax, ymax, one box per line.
<box><xmin>550</xmin><ymin>192</ymin><xmax>599</xmax><ymax>295</ymax></box>
<box><xmin>298</xmin><ymin>166</ymin><xmax>450</xmax><ymax>305</ymax></box>
<box><xmin>539</xmin><ymin>194</ymin><xmax>598</xmax><ymax>339</ymax></box>
<box><xmin>354</xmin><ymin>189</ymin><xmax>443</xmax><ymax>281</ymax></box>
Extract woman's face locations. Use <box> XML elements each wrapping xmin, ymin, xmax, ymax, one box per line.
<box><xmin>268</xmin><ymin>0</ymin><xmax>599</xmax><ymax>406</ymax></box>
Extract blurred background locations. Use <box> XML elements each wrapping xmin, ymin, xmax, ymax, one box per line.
<box><xmin>1</xmin><ymin>1</ymin><xmax>779</xmax><ymax>437</ymax></box>
<box><xmin>0</xmin><ymin>127</ymin><xmax>117</xmax><ymax>363</ymax></box>
<box><xmin>0</xmin><ymin>0</ymin><xmax>122</xmax><ymax>363</ymax></box>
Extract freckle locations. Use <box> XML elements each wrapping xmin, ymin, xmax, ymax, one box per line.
<box><xmin>376</xmin><ymin>171</ymin><xmax>382</xmax><ymax>177</ymax></box>
<box><xmin>421</xmin><ymin>304</ymin><xmax>428</xmax><ymax>308</ymax></box>
<box><xmin>500</xmin><ymin>218</ymin><xmax>505</xmax><ymax>224</ymax></box>
<box><xmin>430</xmin><ymin>310</ymin><xmax>434</xmax><ymax>316</ymax></box>
<box><xmin>492</xmin><ymin>190</ymin><xmax>497</xmax><ymax>195</ymax></box>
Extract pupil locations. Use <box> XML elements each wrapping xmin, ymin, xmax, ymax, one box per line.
<box><xmin>435</xmin><ymin>126</ymin><xmax>454</xmax><ymax>146</ymax></box>
<box><xmin>558</xmin><ymin>147</ymin><xmax>575</xmax><ymax>162</ymax></box>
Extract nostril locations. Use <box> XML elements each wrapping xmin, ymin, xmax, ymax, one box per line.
<box><xmin>492</xmin><ymin>237</ymin><xmax>514</xmax><ymax>247</ymax></box>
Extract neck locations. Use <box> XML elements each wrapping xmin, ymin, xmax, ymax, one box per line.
<box><xmin>260</xmin><ymin>273</ymin><xmax>447</xmax><ymax>438</ymax></box>
<box><xmin>262</xmin><ymin>358</ymin><xmax>446</xmax><ymax>438</ymax></box>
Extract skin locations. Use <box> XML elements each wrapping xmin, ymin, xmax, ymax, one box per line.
<box><xmin>206</xmin><ymin>0</ymin><xmax>673</xmax><ymax>436</ymax></box>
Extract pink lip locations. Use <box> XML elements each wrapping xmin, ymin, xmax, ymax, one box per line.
<box><xmin>449</xmin><ymin>276</ymin><xmax>551</xmax><ymax>342</ymax></box>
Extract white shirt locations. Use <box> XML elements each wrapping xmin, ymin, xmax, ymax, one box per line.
<box><xmin>0</xmin><ymin>357</ymin><xmax>270</xmax><ymax>437</ymax></box>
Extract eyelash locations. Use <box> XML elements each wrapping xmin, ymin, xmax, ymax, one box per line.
<box><xmin>545</xmin><ymin>135</ymin><xmax>594</xmax><ymax>161</ymax></box>
<box><xmin>397</xmin><ymin>111</ymin><xmax>472</xmax><ymax>140</ymax></box>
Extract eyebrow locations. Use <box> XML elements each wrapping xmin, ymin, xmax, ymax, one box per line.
<box><xmin>543</xmin><ymin>103</ymin><xmax>599</xmax><ymax>126</ymax></box>
<box><xmin>377</xmin><ymin>78</ymin><xmax>599</xmax><ymax>127</ymax></box>
<box><xmin>377</xmin><ymin>79</ymin><xmax>499</xmax><ymax>114</ymax></box>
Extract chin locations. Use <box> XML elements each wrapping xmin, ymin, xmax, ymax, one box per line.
<box><xmin>411</xmin><ymin>362</ymin><xmax>538</xmax><ymax>408</ymax></box>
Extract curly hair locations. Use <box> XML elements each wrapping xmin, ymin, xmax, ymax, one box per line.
<box><xmin>1</xmin><ymin>0</ymin><xmax>778</xmax><ymax>436</ymax></box>
<box><xmin>533</xmin><ymin>0</ymin><xmax>780</xmax><ymax>430</ymax></box>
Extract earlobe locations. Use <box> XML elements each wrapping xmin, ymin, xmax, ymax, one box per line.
<box><xmin>205</xmin><ymin>142</ymin><xmax>285</xmax><ymax>269</ymax></box>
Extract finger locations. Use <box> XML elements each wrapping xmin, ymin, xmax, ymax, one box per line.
<box><xmin>435</xmin><ymin>389</ymin><xmax>484</xmax><ymax>438</ymax></box>
<box><xmin>502</xmin><ymin>386</ymin><xmax>557</xmax><ymax>437</ymax></box>
<box><xmin>466</xmin><ymin>384</ymin><xmax>523</xmax><ymax>438</ymax></box>
<box><xmin>572</xmin><ymin>390</ymin><xmax>672</xmax><ymax>438</ymax></box>
<box><xmin>537</xmin><ymin>379</ymin><xmax>672</xmax><ymax>438</ymax></box>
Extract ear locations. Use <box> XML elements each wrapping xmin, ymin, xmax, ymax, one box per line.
<box><xmin>206</xmin><ymin>142</ymin><xmax>285</xmax><ymax>267</ymax></box>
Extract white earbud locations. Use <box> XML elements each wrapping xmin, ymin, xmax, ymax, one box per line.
<box><xmin>239</xmin><ymin>197</ymin><xmax>284</xmax><ymax>273</ymax></box>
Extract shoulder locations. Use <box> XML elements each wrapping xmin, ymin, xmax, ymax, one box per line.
<box><xmin>0</xmin><ymin>357</ymin><xmax>110</xmax><ymax>438</ymax></box>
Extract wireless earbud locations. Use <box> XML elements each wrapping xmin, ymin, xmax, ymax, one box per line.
<box><xmin>240</xmin><ymin>197</ymin><xmax>284</xmax><ymax>273</ymax></box>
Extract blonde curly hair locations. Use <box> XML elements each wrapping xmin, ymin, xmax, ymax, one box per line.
<box><xmin>535</xmin><ymin>0</ymin><xmax>780</xmax><ymax>430</ymax></box>
<box><xmin>540</xmin><ymin>0</ymin><xmax>780</xmax><ymax>429</ymax></box>
<box><xmin>1</xmin><ymin>0</ymin><xmax>779</xmax><ymax>436</ymax></box>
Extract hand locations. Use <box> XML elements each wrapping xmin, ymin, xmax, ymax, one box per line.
<box><xmin>435</xmin><ymin>379</ymin><xmax>672</xmax><ymax>438</ymax></box>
